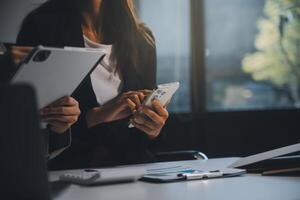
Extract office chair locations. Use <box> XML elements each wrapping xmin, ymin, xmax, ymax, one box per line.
<box><xmin>0</xmin><ymin>84</ymin><xmax>51</xmax><ymax>200</ymax></box>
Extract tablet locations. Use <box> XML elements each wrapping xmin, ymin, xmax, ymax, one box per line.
<box><xmin>11</xmin><ymin>46</ymin><xmax>105</xmax><ymax>109</ymax></box>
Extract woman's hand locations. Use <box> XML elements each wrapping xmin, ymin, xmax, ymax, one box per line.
<box><xmin>40</xmin><ymin>96</ymin><xmax>81</xmax><ymax>134</ymax></box>
<box><xmin>86</xmin><ymin>90</ymin><xmax>151</xmax><ymax>128</ymax></box>
<box><xmin>130</xmin><ymin>99</ymin><xmax>169</xmax><ymax>139</ymax></box>
<box><xmin>10</xmin><ymin>46</ymin><xmax>33</xmax><ymax>65</ymax></box>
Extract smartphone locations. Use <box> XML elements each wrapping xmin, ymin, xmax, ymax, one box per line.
<box><xmin>143</xmin><ymin>82</ymin><xmax>180</xmax><ymax>108</ymax></box>
<box><xmin>128</xmin><ymin>82</ymin><xmax>180</xmax><ymax>128</ymax></box>
<box><xmin>0</xmin><ymin>42</ymin><xmax>7</xmax><ymax>55</ymax></box>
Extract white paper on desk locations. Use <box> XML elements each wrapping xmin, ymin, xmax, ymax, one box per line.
<box><xmin>229</xmin><ymin>143</ymin><xmax>300</xmax><ymax>168</ymax></box>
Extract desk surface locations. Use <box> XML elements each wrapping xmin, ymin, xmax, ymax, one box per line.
<box><xmin>49</xmin><ymin>158</ymin><xmax>300</xmax><ymax>200</ymax></box>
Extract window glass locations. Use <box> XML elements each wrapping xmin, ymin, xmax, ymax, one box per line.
<box><xmin>205</xmin><ymin>0</ymin><xmax>300</xmax><ymax>111</ymax></box>
<box><xmin>0</xmin><ymin>0</ymin><xmax>46</xmax><ymax>42</ymax></box>
<box><xmin>138</xmin><ymin>0</ymin><xmax>191</xmax><ymax>112</ymax></box>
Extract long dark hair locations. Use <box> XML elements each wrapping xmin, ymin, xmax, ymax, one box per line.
<box><xmin>78</xmin><ymin>0</ymin><xmax>155</xmax><ymax>71</ymax></box>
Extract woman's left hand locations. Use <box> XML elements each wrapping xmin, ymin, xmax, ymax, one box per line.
<box><xmin>131</xmin><ymin>99</ymin><xmax>169</xmax><ymax>139</ymax></box>
<box><xmin>40</xmin><ymin>96</ymin><xmax>81</xmax><ymax>134</ymax></box>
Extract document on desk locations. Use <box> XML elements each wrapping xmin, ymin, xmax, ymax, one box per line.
<box><xmin>229</xmin><ymin>143</ymin><xmax>300</xmax><ymax>168</ymax></box>
<box><xmin>141</xmin><ymin>166</ymin><xmax>245</xmax><ymax>183</ymax></box>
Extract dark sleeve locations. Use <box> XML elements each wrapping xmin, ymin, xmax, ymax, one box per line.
<box><xmin>0</xmin><ymin>52</ymin><xmax>17</xmax><ymax>84</ymax></box>
<box><xmin>89</xmin><ymin>119</ymin><xmax>155</xmax><ymax>163</ymax></box>
<box><xmin>16</xmin><ymin>12</ymin><xmax>42</xmax><ymax>46</ymax></box>
<box><xmin>42</xmin><ymin>127</ymin><xmax>72</xmax><ymax>160</ymax></box>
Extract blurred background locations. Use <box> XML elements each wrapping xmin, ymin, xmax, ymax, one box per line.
<box><xmin>138</xmin><ymin>0</ymin><xmax>300</xmax><ymax>112</ymax></box>
<box><xmin>1</xmin><ymin>0</ymin><xmax>300</xmax><ymax>157</ymax></box>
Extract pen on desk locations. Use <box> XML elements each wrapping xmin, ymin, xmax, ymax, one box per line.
<box><xmin>178</xmin><ymin>171</ymin><xmax>223</xmax><ymax>180</ymax></box>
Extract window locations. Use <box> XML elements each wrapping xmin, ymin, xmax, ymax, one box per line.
<box><xmin>137</xmin><ymin>0</ymin><xmax>191</xmax><ymax>113</ymax></box>
<box><xmin>137</xmin><ymin>0</ymin><xmax>300</xmax><ymax>113</ymax></box>
<box><xmin>0</xmin><ymin>0</ymin><xmax>46</xmax><ymax>42</ymax></box>
<box><xmin>205</xmin><ymin>0</ymin><xmax>300</xmax><ymax>111</ymax></box>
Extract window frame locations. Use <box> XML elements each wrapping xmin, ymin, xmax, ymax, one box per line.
<box><xmin>190</xmin><ymin>0</ymin><xmax>206</xmax><ymax>113</ymax></box>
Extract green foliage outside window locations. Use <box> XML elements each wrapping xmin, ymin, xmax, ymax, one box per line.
<box><xmin>242</xmin><ymin>0</ymin><xmax>300</xmax><ymax>105</ymax></box>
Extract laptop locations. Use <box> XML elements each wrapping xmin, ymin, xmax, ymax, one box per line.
<box><xmin>0</xmin><ymin>84</ymin><xmax>51</xmax><ymax>200</ymax></box>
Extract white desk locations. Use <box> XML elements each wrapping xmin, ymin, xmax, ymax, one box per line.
<box><xmin>49</xmin><ymin>158</ymin><xmax>300</xmax><ymax>200</ymax></box>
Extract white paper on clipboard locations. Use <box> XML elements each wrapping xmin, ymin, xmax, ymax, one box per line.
<box><xmin>12</xmin><ymin>46</ymin><xmax>105</xmax><ymax>109</ymax></box>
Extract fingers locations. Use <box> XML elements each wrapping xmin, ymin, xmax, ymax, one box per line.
<box><xmin>41</xmin><ymin>97</ymin><xmax>80</xmax><ymax>118</ymax></box>
<box><xmin>11</xmin><ymin>51</ymin><xmax>27</xmax><ymax>64</ymax></box>
<box><xmin>41</xmin><ymin>114</ymin><xmax>78</xmax><ymax>124</ymax></box>
<box><xmin>128</xmin><ymin>94</ymin><xmax>142</xmax><ymax>108</ymax></box>
<box><xmin>40</xmin><ymin>97</ymin><xmax>80</xmax><ymax>133</ymax></box>
<box><xmin>138</xmin><ymin>89</ymin><xmax>153</xmax><ymax>96</ymax></box>
<box><xmin>11</xmin><ymin>46</ymin><xmax>33</xmax><ymax>52</ymax></box>
<box><xmin>57</xmin><ymin>96</ymin><xmax>78</xmax><ymax>106</ymax></box>
<box><xmin>121</xmin><ymin>91</ymin><xmax>145</xmax><ymax>108</ymax></box>
<box><xmin>41</xmin><ymin>106</ymin><xmax>81</xmax><ymax>116</ymax></box>
<box><xmin>138</xmin><ymin>107</ymin><xmax>165</xmax><ymax>127</ymax></box>
<box><xmin>132</xmin><ymin>113</ymin><xmax>159</xmax><ymax>130</ymax></box>
<box><xmin>119</xmin><ymin>91</ymin><xmax>148</xmax><ymax>112</ymax></box>
<box><xmin>10</xmin><ymin>46</ymin><xmax>33</xmax><ymax>65</ymax></box>
<box><xmin>131</xmin><ymin>119</ymin><xmax>161</xmax><ymax>139</ymax></box>
<box><xmin>119</xmin><ymin>98</ymin><xmax>136</xmax><ymax>112</ymax></box>
<box><xmin>123</xmin><ymin>91</ymin><xmax>143</xmax><ymax>99</ymax></box>
<box><xmin>48</xmin><ymin>96</ymin><xmax>78</xmax><ymax>107</ymax></box>
<box><xmin>131</xmin><ymin>121</ymin><xmax>153</xmax><ymax>135</ymax></box>
<box><xmin>152</xmin><ymin>99</ymin><xmax>169</xmax><ymax>119</ymax></box>
<box><xmin>131</xmin><ymin>99</ymin><xmax>169</xmax><ymax>139</ymax></box>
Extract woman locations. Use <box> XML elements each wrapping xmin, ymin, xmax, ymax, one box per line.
<box><xmin>17</xmin><ymin>0</ymin><xmax>169</xmax><ymax>169</ymax></box>
<box><xmin>0</xmin><ymin>45</ymin><xmax>81</xmax><ymax>159</ymax></box>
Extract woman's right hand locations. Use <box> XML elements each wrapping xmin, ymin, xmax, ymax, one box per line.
<box><xmin>9</xmin><ymin>46</ymin><xmax>33</xmax><ymax>65</ymax></box>
<box><xmin>86</xmin><ymin>90</ymin><xmax>151</xmax><ymax>128</ymax></box>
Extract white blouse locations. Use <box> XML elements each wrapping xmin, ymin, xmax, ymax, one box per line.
<box><xmin>83</xmin><ymin>35</ymin><xmax>123</xmax><ymax>105</ymax></box>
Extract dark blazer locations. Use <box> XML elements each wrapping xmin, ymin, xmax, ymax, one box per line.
<box><xmin>17</xmin><ymin>0</ymin><xmax>159</xmax><ymax>169</ymax></box>
<box><xmin>0</xmin><ymin>52</ymin><xmax>15</xmax><ymax>84</ymax></box>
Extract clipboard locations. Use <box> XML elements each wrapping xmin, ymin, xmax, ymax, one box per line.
<box><xmin>11</xmin><ymin>46</ymin><xmax>105</xmax><ymax>109</ymax></box>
